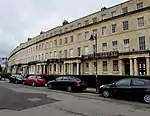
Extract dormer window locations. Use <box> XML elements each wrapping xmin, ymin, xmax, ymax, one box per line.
<box><xmin>85</xmin><ymin>20</ymin><xmax>89</xmax><ymax>26</ymax></box>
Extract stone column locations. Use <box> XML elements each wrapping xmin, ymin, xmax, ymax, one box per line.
<box><xmin>134</xmin><ymin>58</ymin><xmax>138</xmax><ymax>75</ymax></box>
<box><xmin>39</xmin><ymin>65</ymin><xmax>42</xmax><ymax>74</ymax></box>
<box><xmin>48</xmin><ymin>65</ymin><xmax>50</xmax><ymax>74</ymax></box>
<box><xmin>43</xmin><ymin>65</ymin><xmax>45</xmax><ymax>74</ymax></box>
<box><xmin>70</xmin><ymin>63</ymin><xmax>73</xmax><ymax>75</ymax></box>
<box><xmin>68</xmin><ymin>63</ymin><xmax>70</xmax><ymax>74</ymax></box>
<box><xmin>63</xmin><ymin>63</ymin><xmax>66</xmax><ymax>75</ymax></box>
<box><xmin>36</xmin><ymin>65</ymin><xmax>38</xmax><ymax>74</ymax></box>
<box><xmin>130</xmin><ymin>58</ymin><xmax>133</xmax><ymax>75</ymax></box>
<box><xmin>146</xmin><ymin>57</ymin><xmax>150</xmax><ymax>75</ymax></box>
<box><xmin>119</xmin><ymin>59</ymin><xmax>123</xmax><ymax>75</ymax></box>
<box><xmin>77</xmin><ymin>63</ymin><xmax>79</xmax><ymax>75</ymax></box>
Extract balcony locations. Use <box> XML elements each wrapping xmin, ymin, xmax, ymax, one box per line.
<box><xmin>82</xmin><ymin>51</ymin><xmax>119</xmax><ymax>60</ymax></box>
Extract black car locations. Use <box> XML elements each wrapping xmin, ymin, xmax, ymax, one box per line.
<box><xmin>9</xmin><ymin>74</ymin><xmax>24</xmax><ymax>84</ymax></box>
<box><xmin>99</xmin><ymin>78</ymin><xmax>150</xmax><ymax>103</ymax></box>
<box><xmin>47</xmin><ymin>76</ymin><xmax>87</xmax><ymax>92</ymax></box>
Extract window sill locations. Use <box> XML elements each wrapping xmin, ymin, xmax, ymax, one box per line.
<box><xmin>102</xmin><ymin>71</ymin><xmax>107</xmax><ymax>74</ymax></box>
<box><xmin>112</xmin><ymin>71</ymin><xmax>119</xmax><ymax>74</ymax></box>
<box><xmin>84</xmin><ymin>72</ymin><xmax>89</xmax><ymax>75</ymax></box>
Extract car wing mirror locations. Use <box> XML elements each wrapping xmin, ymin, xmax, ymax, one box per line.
<box><xmin>111</xmin><ymin>83</ymin><xmax>116</xmax><ymax>87</ymax></box>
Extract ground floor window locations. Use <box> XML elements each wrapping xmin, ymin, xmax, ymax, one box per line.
<box><xmin>93</xmin><ymin>62</ymin><xmax>97</xmax><ymax>72</ymax></box>
<box><xmin>103</xmin><ymin>61</ymin><xmax>107</xmax><ymax>71</ymax></box>
<box><xmin>54</xmin><ymin>64</ymin><xmax>56</xmax><ymax>72</ymax></box>
<box><xmin>59</xmin><ymin>64</ymin><xmax>62</xmax><ymax>73</ymax></box>
<box><xmin>113</xmin><ymin>60</ymin><xmax>118</xmax><ymax>71</ymax></box>
<box><xmin>85</xmin><ymin>62</ymin><xmax>89</xmax><ymax>73</ymax></box>
<box><xmin>49</xmin><ymin>64</ymin><xmax>52</xmax><ymax>72</ymax></box>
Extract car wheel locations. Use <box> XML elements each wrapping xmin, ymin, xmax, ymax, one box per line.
<box><xmin>15</xmin><ymin>80</ymin><xmax>18</xmax><ymax>84</ymax></box>
<box><xmin>144</xmin><ymin>95</ymin><xmax>150</xmax><ymax>104</ymax></box>
<box><xmin>67</xmin><ymin>86</ymin><xmax>72</xmax><ymax>92</ymax></box>
<box><xmin>48</xmin><ymin>84</ymin><xmax>53</xmax><ymax>89</ymax></box>
<box><xmin>102</xmin><ymin>90</ymin><xmax>110</xmax><ymax>98</ymax></box>
<box><xmin>23</xmin><ymin>81</ymin><xmax>25</xmax><ymax>85</ymax></box>
<box><xmin>32</xmin><ymin>82</ymin><xmax>36</xmax><ymax>87</ymax></box>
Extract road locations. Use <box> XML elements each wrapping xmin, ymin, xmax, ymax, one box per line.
<box><xmin>0</xmin><ymin>81</ymin><xmax>150</xmax><ymax>116</ymax></box>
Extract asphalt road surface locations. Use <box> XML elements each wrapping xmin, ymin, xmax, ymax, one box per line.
<box><xmin>0</xmin><ymin>81</ymin><xmax>150</xmax><ymax>116</ymax></box>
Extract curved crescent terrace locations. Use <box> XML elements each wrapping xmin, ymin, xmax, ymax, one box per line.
<box><xmin>8</xmin><ymin>0</ymin><xmax>150</xmax><ymax>76</ymax></box>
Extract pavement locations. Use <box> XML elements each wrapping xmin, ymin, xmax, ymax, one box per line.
<box><xmin>0</xmin><ymin>81</ymin><xmax>150</xmax><ymax>116</ymax></box>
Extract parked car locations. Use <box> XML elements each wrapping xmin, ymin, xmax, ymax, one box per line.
<box><xmin>23</xmin><ymin>75</ymin><xmax>46</xmax><ymax>86</ymax></box>
<box><xmin>99</xmin><ymin>78</ymin><xmax>150</xmax><ymax>103</ymax></box>
<box><xmin>9</xmin><ymin>74</ymin><xmax>24</xmax><ymax>84</ymax></box>
<box><xmin>47</xmin><ymin>76</ymin><xmax>87</xmax><ymax>92</ymax></box>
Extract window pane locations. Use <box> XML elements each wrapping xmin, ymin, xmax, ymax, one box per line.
<box><xmin>124</xmin><ymin>39</ymin><xmax>129</xmax><ymax>48</ymax></box>
<box><xmin>102</xmin><ymin>43</ymin><xmax>107</xmax><ymax>51</ymax></box>
<box><xmin>70</xmin><ymin>36</ymin><xmax>74</xmax><ymax>42</ymax></box>
<box><xmin>85</xmin><ymin>20</ymin><xmax>89</xmax><ymax>25</ymax></box>
<box><xmin>103</xmin><ymin>61</ymin><xmax>107</xmax><ymax>71</ymax></box>
<box><xmin>123</xmin><ymin>21</ymin><xmax>128</xmax><ymax>30</ymax></box>
<box><xmin>84</xmin><ymin>46</ymin><xmax>88</xmax><ymax>55</ymax></box>
<box><xmin>122</xmin><ymin>7</ymin><xmax>128</xmax><ymax>14</ymax></box>
<box><xmin>137</xmin><ymin>17</ymin><xmax>144</xmax><ymax>27</ymax></box>
<box><xmin>85</xmin><ymin>31</ymin><xmax>89</xmax><ymax>40</ymax></box>
<box><xmin>92</xmin><ymin>17</ymin><xmax>97</xmax><ymax>23</ymax></box>
<box><xmin>137</xmin><ymin>2</ymin><xmax>143</xmax><ymax>10</ymax></box>
<box><xmin>77</xmin><ymin>47</ymin><xmax>81</xmax><ymax>56</ymax></box>
<box><xmin>113</xmin><ymin>60</ymin><xmax>118</xmax><ymax>71</ymax></box>
<box><xmin>112</xmin><ymin>24</ymin><xmax>117</xmax><ymax>33</ymax></box>
<box><xmin>139</xmin><ymin>36</ymin><xmax>145</xmax><ymax>50</ymax></box>
<box><xmin>102</xmin><ymin>26</ymin><xmax>106</xmax><ymax>36</ymax></box>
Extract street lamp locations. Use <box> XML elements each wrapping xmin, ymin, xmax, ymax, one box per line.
<box><xmin>89</xmin><ymin>34</ymin><xmax>98</xmax><ymax>92</ymax></box>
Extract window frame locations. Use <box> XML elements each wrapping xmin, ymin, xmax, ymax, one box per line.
<box><xmin>137</xmin><ymin>17</ymin><xmax>144</xmax><ymax>27</ymax></box>
<box><xmin>136</xmin><ymin>2</ymin><xmax>143</xmax><ymax>10</ymax></box>
<box><xmin>123</xmin><ymin>21</ymin><xmax>129</xmax><ymax>30</ymax></box>
<box><xmin>113</xmin><ymin>60</ymin><xmax>119</xmax><ymax>71</ymax></box>
<box><xmin>112</xmin><ymin>24</ymin><xmax>117</xmax><ymax>33</ymax></box>
<box><xmin>139</xmin><ymin>36</ymin><xmax>146</xmax><ymax>50</ymax></box>
<box><xmin>102</xmin><ymin>61</ymin><xmax>107</xmax><ymax>72</ymax></box>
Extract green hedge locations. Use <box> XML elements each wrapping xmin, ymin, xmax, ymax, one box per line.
<box><xmin>0</xmin><ymin>72</ymin><xmax>11</xmax><ymax>79</ymax></box>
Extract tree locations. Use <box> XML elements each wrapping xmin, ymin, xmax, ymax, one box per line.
<box><xmin>0</xmin><ymin>65</ymin><xmax>2</xmax><ymax>72</ymax></box>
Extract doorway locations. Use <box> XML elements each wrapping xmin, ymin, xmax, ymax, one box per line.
<box><xmin>124</xmin><ymin>59</ymin><xmax>130</xmax><ymax>75</ymax></box>
<box><xmin>138</xmin><ymin>58</ymin><xmax>146</xmax><ymax>75</ymax></box>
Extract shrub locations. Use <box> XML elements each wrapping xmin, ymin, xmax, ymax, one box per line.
<box><xmin>0</xmin><ymin>72</ymin><xmax>11</xmax><ymax>79</ymax></box>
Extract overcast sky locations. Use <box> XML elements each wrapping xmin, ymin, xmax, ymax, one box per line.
<box><xmin>0</xmin><ymin>0</ymin><xmax>127</xmax><ymax>57</ymax></box>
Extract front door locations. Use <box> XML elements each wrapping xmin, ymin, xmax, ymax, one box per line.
<box><xmin>124</xmin><ymin>60</ymin><xmax>130</xmax><ymax>75</ymax></box>
<box><xmin>138</xmin><ymin>62</ymin><xmax>146</xmax><ymax>75</ymax></box>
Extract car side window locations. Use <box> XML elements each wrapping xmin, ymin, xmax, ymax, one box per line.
<box><xmin>116</xmin><ymin>79</ymin><xmax>131</xmax><ymax>86</ymax></box>
<box><xmin>63</xmin><ymin>77</ymin><xmax>70</xmax><ymax>80</ymax></box>
<box><xmin>37</xmin><ymin>76</ymin><xmax>42</xmax><ymax>79</ymax></box>
<box><xmin>56</xmin><ymin>77</ymin><xmax>63</xmax><ymax>81</ymax></box>
<box><xmin>132</xmin><ymin>79</ymin><xmax>145</xmax><ymax>86</ymax></box>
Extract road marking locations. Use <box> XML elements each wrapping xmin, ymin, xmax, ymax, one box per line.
<box><xmin>28</xmin><ymin>98</ymin><xmax>41</xmax><ymax>102</ymax></box>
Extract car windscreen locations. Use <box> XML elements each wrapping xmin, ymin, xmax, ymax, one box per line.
<box><xmin>36</xmin><ymin>76</ymin><xmax>43</xmax><ymax>79</ymax></box>
<box><xmin>16</xmin><ymin>75</ymin><xmax>23</xmax><ymax>79</ymax></box>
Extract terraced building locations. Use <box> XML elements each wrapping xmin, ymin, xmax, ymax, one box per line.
<box><xmin>8</xmin><ymin>0</ymin><xmax>150</xmax><ymax>76</ymax></box>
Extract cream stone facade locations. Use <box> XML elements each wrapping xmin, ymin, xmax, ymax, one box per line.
<box><xmin>8</xmin><ymin>0</ymin><xmax>150</xmax><ymax>76</ymax></box>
